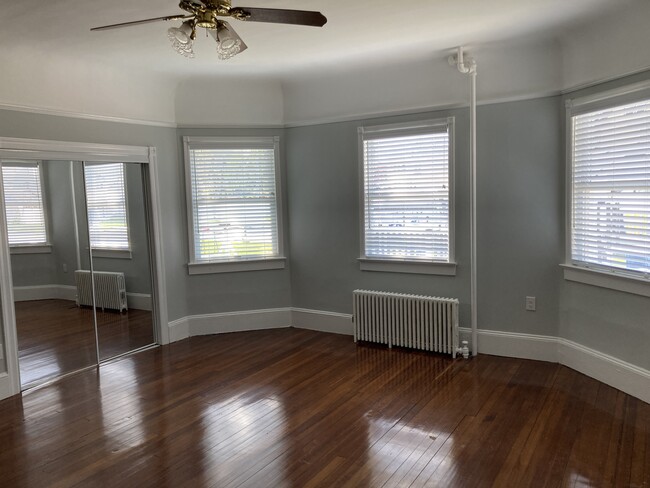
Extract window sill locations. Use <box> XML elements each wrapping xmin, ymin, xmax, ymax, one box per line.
<box><xmin>10</xmin><ymin>245</ymin><xmax>52</xmax><ymax>255</ymax></box>
<box><xmin>91</xmin><ymin>249</ymin><xmax>132</xmax><ymax>259</ymax></box>
<box><xmin>561</xmin><ymin>264</ymin><xmax>650</xmax><ymax>298</ymax></box>
<box><xmin>359</xmin><ymin>258</ymin><xmax>456</xmax><ymax>276</ymax></box>
<box><xmin>188</xmin><ymin>257</ymin><xmax>286</xmax><ymax>275</ymax></box>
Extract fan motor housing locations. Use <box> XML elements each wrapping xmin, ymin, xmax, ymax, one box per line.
<box><xmin>196</xmin><ymin>11</ymin><xmax>218</xmax><ymax>29</ymax></box>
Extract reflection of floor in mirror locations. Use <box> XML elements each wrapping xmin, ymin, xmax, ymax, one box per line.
<box><xmin>15</xmin><ymin>299</ymin><xmax>154</xmax><ymax>388</ymax></box>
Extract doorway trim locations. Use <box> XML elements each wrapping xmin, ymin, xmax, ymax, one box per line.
<box><xmin>0</xmin><ymin>137</ymin><xmax>169</xmax><ymax>400</ymax></box>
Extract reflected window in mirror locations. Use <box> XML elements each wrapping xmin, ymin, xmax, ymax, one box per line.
<box><xmin>85</xmin><ymin>163</ymin><xmax>130</xmax><ymax>258</ymax></box>
<box><xmin>1</xmin><ymin>161</ymin><xmax>51</xmax><ymax>254</ymax></box>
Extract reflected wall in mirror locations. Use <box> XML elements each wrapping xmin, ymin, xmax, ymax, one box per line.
<box><xmin>2</xmin><ymin>160</ymin><xmax>97</xmax><ymax>387</ymax></box>
<box><xmin>78</xmin><ymin>162</ymin><xmax>155</xmax><ymax>361</ymax></box>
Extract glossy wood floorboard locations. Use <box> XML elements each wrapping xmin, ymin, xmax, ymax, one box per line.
<box><xmin>0</xmin><ymin>328</ymin><xmax>647</xmax><ymax>487</ymax></box>
<box><xmin>15</xmin><ymin>299</ymin><xmax>154</xmax><ymax>387</ymax></box>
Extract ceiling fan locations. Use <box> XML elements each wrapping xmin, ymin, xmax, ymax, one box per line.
<box><xmin>91</xmin><ymin>0</ymin><xmax>327</xmax><ymax>60</ymax></box>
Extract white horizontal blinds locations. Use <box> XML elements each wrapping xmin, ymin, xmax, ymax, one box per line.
<box><xmin>1</xmin><ymin>163</ymin><xmax>47</xmax><ymax>245</ymax></box>
<box><xmin>572</xmin><ymin>99</ymin><xmax>650</xmax><ymax>275</ymax></box>
<box><xmin>363</xmin><ymin>127</ymin><xmax>450</xmax><ymax>261</ymax></box>
<box><xmin>84</xmin><ymin>163</ymin><xmax>130</xmax><ymax>250</ymax></box>
<box><xmin>189</xmin><ymin>141</ymin><xmax>278</xmax><ymax>262</ymax></box>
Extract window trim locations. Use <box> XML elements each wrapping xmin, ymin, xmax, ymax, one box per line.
<box><xmin>91</xmin><ymin>249</ymin><xmax>132</xmax><ymax>260</ymax></box>
<box><xmin>357</xmin><ymin>118</ymin><xmax>456</xmax><ymax>275</ymax></box>
<box><xmin>182</xmin><ymin>135</ymin><xmax>285</xmax><ymax>274</ymax></box>
<box><xmin>564</xmin><ymin>80</ymin><xmax>650</xmax><ymax>292</ymax></box>
<box><xmin>2</xmin><ymin>160</ymin><xmax>52</xmax><ymax>250</ymax></box>
<box><xmin>84</xmin><ymin>162</ymin><xmax>132</xmax><ymax>255</ymax></box>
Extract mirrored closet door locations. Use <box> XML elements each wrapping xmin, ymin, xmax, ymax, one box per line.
<box><xmin>0</xmin><ymin>159</ymin><xmax>156</xmax><ymax>389</ymax></box>
<box><xmin>81</xmin><ymin>162</ymin><xmax>155</xmax><ymax>361</ymax></box>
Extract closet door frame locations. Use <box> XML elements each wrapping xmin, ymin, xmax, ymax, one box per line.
<box><xmin>0</xmin><ymin>137</ymin><xmax>169</xmax><ymax>399</ymax></box>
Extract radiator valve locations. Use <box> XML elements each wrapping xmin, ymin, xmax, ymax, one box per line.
<box><xmin>460</xmin><ymin>341</ymin><xmax>470</xmax><ymax>359</ymax></box>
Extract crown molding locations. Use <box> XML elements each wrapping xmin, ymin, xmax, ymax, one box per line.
<box><xmin>3</xmin><ymin>64</ymin><xmax>650</xmax><ymax>130</ymax></box>
<box><xmin>0</xmin><ymin>101</ymin><xmax>177</xmax><ymax>128</ymax></box>
<box><xmin>283</xmin><ymin>90</ymin><xmax>564</xmax><ymax>128</ymax></box>
<box><xmin>176</xmin><ymin>123</ymin><xmax>285</xmax><ymax>129</ymax></box>
<box><xmin>560</xmin><ymin>64</ymin><xmax>650</xmax><ymax>96</ymax></box>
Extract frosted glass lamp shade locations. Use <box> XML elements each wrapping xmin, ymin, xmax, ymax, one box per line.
<box><xmin>168</xmin><ymin>21</ymin><xmax>195</xmax><ymax>58</ymax></box>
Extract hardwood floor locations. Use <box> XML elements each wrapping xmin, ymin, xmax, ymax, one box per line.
<box><xmin>0</xmin><ymin>328</ymin><xmax>647</xmax><ymax>487</ymax></box>
<box><xmin>15</xmin><ymin>299</ymin><xmax>154</xmax><ymax>387</ymax></box>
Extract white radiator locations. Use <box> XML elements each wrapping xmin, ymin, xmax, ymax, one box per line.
<box><xmin>75</xmin><ymin>270</ymin><xmax>128</xmax><ymax>313</ymax></box>
<box><xmin>353</xmin><ymin>289</ymin><xmax>460</xmax><ymax>358</ymax></box>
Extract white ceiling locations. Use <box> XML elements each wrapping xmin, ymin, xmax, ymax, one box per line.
<box><xmin>1</xmin><ymin>0</ymin><xmax>626</xmax><ymax>79</ymax></box>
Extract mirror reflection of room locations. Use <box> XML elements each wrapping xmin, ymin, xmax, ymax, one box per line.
<box><xmin>1</xmin><ymin>160</ymin><xmax>155</xmax><ymax>388</ymax></box>
<box><xmin>80</xmin><ymin>162</ymin><xmax>154</xmax><ymax>361</ymax></box>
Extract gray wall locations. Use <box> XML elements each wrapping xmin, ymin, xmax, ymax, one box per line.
<box><xmin>175</xmin><ymin>128</ymin><xmax>292</xmax><ymax>315</ymax></box>
<box><xmin>286</xmin><ymin>110</ymin><xmax>471</xmax><ymax>326</ymax></box>
<box><xmin>477</xmin><ymin>98</ymin><xmax>563</xmax><ymax>337</ymax></box>
<box><xmin>286</xmin><ymin>97</ymin><xmax>563</xmax><ymax>338</ymax></box>
<box><xmin>0</xmin><ymin>76</ymin><xmax>647</xmax><ymax>374</ymax></box>
<box><xmin>0</xmin><ymin>112</ymin><xmax>294</xmax><ymax>323</ymax></box>
<box><xmin>48</xmin><ymin>162</ymin><xmax>81</xmax><ymax>287</ymax></box>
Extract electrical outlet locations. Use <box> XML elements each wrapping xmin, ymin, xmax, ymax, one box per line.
<box><xmin>525</xmin><ymin>296</ymin><xmax>536</xmax><ymax>311</ymax></box>
<box><xmin>62</xmin><ymin>263</ymin><xmax>68</xmax><ymax>273</ymax></box>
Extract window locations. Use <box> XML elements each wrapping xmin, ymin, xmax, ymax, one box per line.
<box><xmin>566</xmin><ymin>85</ymin><xmax>650</xmax><ymax>294</ymax></box>
<box><xmin>84</xmin><ymin>163</ymin><xmax>130</xmax><ymax>252</ymax></box>
<box><xmin>1</xmin><ymin>162</ymin><xmax>49</xmax><ymax>250</ymax></box>
<box><xmin>358</xmin><ymin>118</ymin><xmax>455</xmax><ymax>275</ymax></box>
<box><xmin>183</xmin><ymin>136</ymin><xmax>284</xmax><ymax>274</ymax></box>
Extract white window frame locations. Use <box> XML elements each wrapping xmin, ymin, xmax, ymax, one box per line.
<box><xmin>1</xmin><ymin>160</ymin><xmax>52</xmax><ymax>255</ymax></box>
<box><xmin>564</xmin><ymin>80</ymin><xmax>650</xmax><ymax>297</ymax></box>
<box><xmin>183</xmin><ymin>136</ymin><xmax>285</xmax><ymax>275</ymax></box>
<box><xmin>84</xmin><ymin>162</ymin><xmax>132</xmax><ymax>259</ymax></box>
<box><xmin>358</xmin><ymin>118</ymin><xmax>456</xmax><ymax>276</ymax></box>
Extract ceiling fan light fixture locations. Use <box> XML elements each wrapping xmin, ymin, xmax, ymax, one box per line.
<box><xmin>215</xmin><ymin>23</ymin><xmax>242</xmax><ymax>60</ymax></box>
<box><xmin>216</xmin><ymin>39</ymin><xmax>241</xmax><ymax>60</ymax></box>
<box><xmin>168</xmin><ymin>20</ymin><xmax>195</xmax><ymax>57</ymax></box>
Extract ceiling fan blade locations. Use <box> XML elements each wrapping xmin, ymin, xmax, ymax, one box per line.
<box><xmin>91</xmin><ymin>14</ymin><xmax>192</xmax><ymax>31</ymax></box>
<box><xmin>233</xmin><ymin>7</ymin><xmax>326</xmax><ymax>27</ymax></box>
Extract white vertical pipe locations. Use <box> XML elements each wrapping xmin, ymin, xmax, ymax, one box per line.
<box><xmin>470</xmin><ymin>67</ymin><xmax>478</xmax><ymax>357</ymax></box>
<box><xmin>449</xmin><ymin>47</ymin><xmax>478</xmax><ymax>357</ymax></box>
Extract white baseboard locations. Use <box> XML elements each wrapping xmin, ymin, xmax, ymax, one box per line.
<box><xmin>458</xmin><ymin>326</ymin><xmax>650</xmax><ymax>404</ymax></box>
<box><xmin>460</xmin><ymin>327</ymin><xmax>559</xmax><ymax>363</ymax></box>
<box><xmin>292</xmin><ymin>308</ymin><xmax>353</xmax><ymax>335</ymax></box>
<box><xmin>558</xmin><ymin>338</ymin><xmax>650</xmax><ymax>405</ymax></box>
<box><xmin>168</xmin><ymin>317</ymin><xmax>190</xmax><ymax>343</ymax></box>
<box><xmin>126</xmin><ymin>293</ymin><xmax>152</xmax><ymax>311</ymax></box>
<box><xmin>166</xmin><ymin>309</ymin><xmax>650</xmax><ymax>405</ymax></box>
<box><xmin>0</xmin><ymin>372</ymin><xmax>14</xmax><ymax>401</ymax></box>
<box><xmin>13</xmin><ymin>284</ymin><xmax>76</xmax><ymax>302</ymax></box>
<box><xmin>168</xmin><ymin>308</ymin><xmax>292</xmax><ymax>342</ymax></box>
<box><xmin>12</xmin><ymin>284</ymin><xmax>152</xmax><ymax>311</ymax></box>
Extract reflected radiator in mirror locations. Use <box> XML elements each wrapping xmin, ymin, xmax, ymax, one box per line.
<box><xmin>75</xmin><ymin>270</ymin><xmax>127</xmax><ymax>313</ymax></box>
